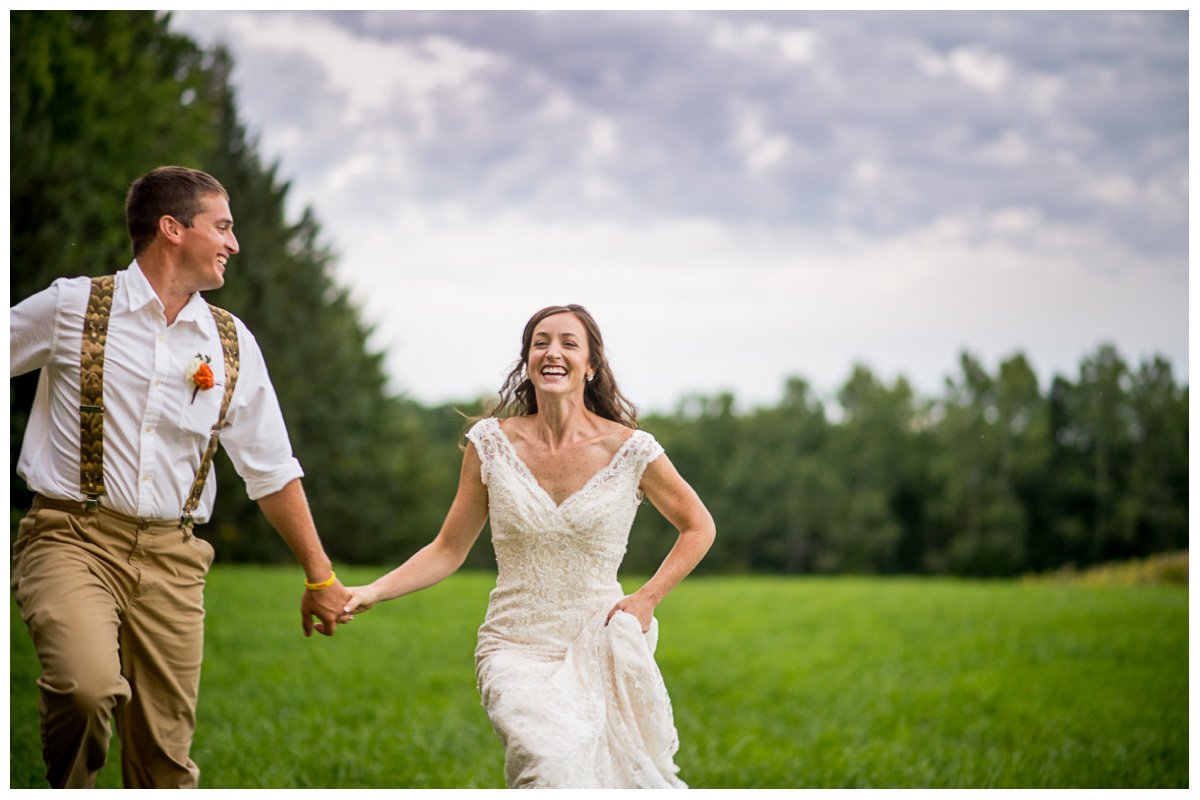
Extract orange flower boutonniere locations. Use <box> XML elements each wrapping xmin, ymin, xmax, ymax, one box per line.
<box><xmin>185</xmin><ymin>354</ymin><xmax>220</xmax><ymax>404</ymax></box>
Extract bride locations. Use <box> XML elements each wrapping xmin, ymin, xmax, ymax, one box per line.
<box><xmin>344</xmin><ymin>304</ymin><xmax>715</xmax><ymax>788</ymax></box>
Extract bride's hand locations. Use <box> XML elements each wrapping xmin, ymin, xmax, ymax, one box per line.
<box><xmin>343</xmin><ymin>585</ymin><xmax>381</xmax><ymax>615</ymax></box>
<box><xmin>606</xmin><ymin>591</ymin><xmax>656</xmax><ymax>633</ymax></box>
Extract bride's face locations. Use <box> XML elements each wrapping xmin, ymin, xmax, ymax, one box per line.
<box><xmin>526</xmin><ymin>313</ymin><xmax>594</xmax><ymax>398</ymax></box>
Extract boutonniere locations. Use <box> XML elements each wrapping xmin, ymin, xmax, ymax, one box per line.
<box><xmin>185</xmin><ymin>354</ymin><xmax>220</xmax><ymax>404</ymax></box>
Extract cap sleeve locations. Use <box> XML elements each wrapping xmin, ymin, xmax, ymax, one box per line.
<box><xmin>465</xmin><ymin>417</ymin><xmax>501</xmax><ymax>485</ymax></box>
<box><xmin>631</xmin><ymin>429</ymin><xmax>665</xmax><ymax>474</ymax></box>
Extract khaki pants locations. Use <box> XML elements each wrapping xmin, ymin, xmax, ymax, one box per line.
<box><xmin>11</xmin><ymin>495</ymin><xmax>215</xmax><ymax>788</ymax></box>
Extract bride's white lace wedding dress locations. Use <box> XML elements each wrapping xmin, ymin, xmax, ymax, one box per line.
<box><xmin>466</xmin><ymin>417</ymin><xmax>687</xmax><ymax>789</ymax></box>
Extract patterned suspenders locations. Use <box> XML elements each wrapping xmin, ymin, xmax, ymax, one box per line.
<box><xmin>79</xmin><ymin>276</ymin><xmax>115</xmax><ymax>506</ymax></box>
<box><xmin>182</xmin><ymin>305</ymin><xmax>240</xmax><ymax>525</ymax></box>
<box><xmin>79</xmin><ymin>275</ymin><xmax>241</xmax><ymax>523</ymax></box>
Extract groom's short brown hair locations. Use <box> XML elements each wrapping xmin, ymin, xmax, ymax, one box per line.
<box><xmin>126</xmin><ymin>167</ymin><xmax>228</xmax><ymax>257</ymax></box>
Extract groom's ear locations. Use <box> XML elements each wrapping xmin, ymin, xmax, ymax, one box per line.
<box><xmin>158</xmin><ymin>214</ymin><xmax>185</xmax><ymax>245</ymax></box>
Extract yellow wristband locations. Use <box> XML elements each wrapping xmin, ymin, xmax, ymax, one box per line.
<box><xmin>305</xmin><ymin>571</ymin><xmax>336</xmax><ymax>591</ymax></box>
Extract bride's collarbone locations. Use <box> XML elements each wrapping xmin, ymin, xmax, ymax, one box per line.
<box><xmin>502</xmin><ymin>422</ymin><xmax>634</xmax><ymax>500</ymax></box>
<box><xmin>523</xmin><ymin>438</ymin><xmax>619</xmax><ymax>479</ymax></box>
<box><xmin>505</xmin><ymin>419</ymin><xmax>628</xmax><ymax>462</ymax></box>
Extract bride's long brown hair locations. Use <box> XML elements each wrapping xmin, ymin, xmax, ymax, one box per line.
<box><xmin>485</xmin><ymin>304</ymin><xmax>639</xmax><ymax>429</ymax></box>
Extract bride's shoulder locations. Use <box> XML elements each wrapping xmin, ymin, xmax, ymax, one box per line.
<box><xmin>592</xmin><ymin>416</ymin><xmax>632</xmax><ymax>442</ymax></box>
<box><xmin>497</xmin><ymin>414</ymin><xmax>532</xmax><ymax>439</ymax></box>
<box><xmin>595</xmin><ymin>418</ymin><xmax>658</xmax><ymax>460</ymax></box>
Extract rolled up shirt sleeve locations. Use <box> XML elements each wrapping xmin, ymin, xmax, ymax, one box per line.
<box><xmin>11</xmin><ymin>280</ymin><xmax>63</xmax><ymax>377</ymax></box>
<box><xmin>218</xmin><ymin>321</ymin><xmax>305</xmax><ymax>501</ymax></box>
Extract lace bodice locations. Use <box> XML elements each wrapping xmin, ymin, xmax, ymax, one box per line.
<box><xmin>466</xmin><ymin>416</ymin><xmax>664</xmax><ymax>654</ymax></box>
<box><xmin>466</xmin><ymin>416</ymin><xmax>685</xmax><ymax>788</ymax></box>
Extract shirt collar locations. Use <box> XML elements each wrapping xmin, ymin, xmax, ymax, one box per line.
<box><xmin>123</xmin><ymin>260</ymin><xmax>210</xmax><ymax>326</ymax></box>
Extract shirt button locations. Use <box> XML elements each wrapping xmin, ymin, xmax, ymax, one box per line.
<box><xmin>145</xmin><ymin>426</ymin><xmax>153</xmax><ymax>433</ymax></box>
<box><xmin>142</xmin><ymin>475</ymin><xmax>151</xmax><ymax>481</ymax></box>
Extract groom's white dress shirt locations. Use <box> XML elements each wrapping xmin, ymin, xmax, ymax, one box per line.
<box><xmin>11</xmin><ymin>261</ymin><xmax>303</xmax><ymax>522</ymax></box>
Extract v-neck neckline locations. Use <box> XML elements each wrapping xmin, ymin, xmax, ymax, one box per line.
<box><xmin>491</xmin><ymin>418</ymin><xmax>639</xmax><ymax>510</ymax></box>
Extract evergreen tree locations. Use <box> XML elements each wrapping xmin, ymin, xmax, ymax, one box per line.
<box><xmin>824</xmin><ymin>365</ymin><xmax>917</xmax><ymax>573</ymax></box>
<box><xmin>929</xmin><ymin>353</ymin><xmax>1046</xmax><ymax>576</ymax></box>
<box><xmin>11</xmin><ymin>10</ymin><xmax>219</xmax><ymax>515</ymax></box>
<box><xmin>9</xmin><ymin>12</ymin><xmax>439</xmax><ymax>565</ymax></box>
<box><xmin>1125</xmin><ymin>357</ymin><xmax>1189</xmax><ymax>554</ymax></box>
<box><xmin>730</xmin><ymin>377</ymin><xmax>831</xmax><ymax>573</ymax></box>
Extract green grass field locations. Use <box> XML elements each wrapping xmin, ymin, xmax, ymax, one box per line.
<box><xmin>9</xmin><ymin>567</ymin><xmax>1188</xmax><ymax>788</ymax></box>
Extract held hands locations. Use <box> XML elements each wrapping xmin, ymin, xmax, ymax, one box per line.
<box><xmin>302</xmin><ymin>578</ymin><xmax>353</xmax><ymax>637</ymax></box>
<box><xmin>342</xmin><ymin>584</ymin><xmax>382</xmax><ymax>616</ymax></box>
<box><xmin>606</xmin><ymin>589</ymin><xmax>658</xmax><ymax>633</ymax></box>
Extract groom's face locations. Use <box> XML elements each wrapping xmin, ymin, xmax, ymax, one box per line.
<box><xmin>175</xmin><ymin>193</ymin><xmax>239</xmax><ymax>293</ymax></box>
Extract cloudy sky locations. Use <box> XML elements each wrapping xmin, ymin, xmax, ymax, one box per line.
<box><xmin>172</xmin><ymin>10</ymin><xmax>1188</xmax><ymax>413</ymax></box>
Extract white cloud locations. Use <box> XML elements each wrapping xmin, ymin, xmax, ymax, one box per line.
<box><xmin>213</xmin><ymin>12</ymin><xmax>495</xmax><ymax>131</ymax></box>
<box><xmin>732</xmin><ymin>112</ymin><xmax>792</xmax><ymax>173</ymax></box>
<box><xmin>324</xmin><ymin>152</ymin><xmax>379</xmax><ymax>193</ymax></box>
<box><xmin>778</xmin><ymin>29</ymin><xmax>818</xmax><ymax>63</ymax></box>
<box><xmin>852</xmin><ymin>160</ymin><xmax>881</xmax><ymax>183</ymax></box>
<box><xmin>586</xmin><ymin>118</ymin><xmax>618</xmax><ymax>160</ymax></box>
<box><xmin>987</xmin><ymin>207</ymin><xmax>1041</xmax><ymax>234</ymax></box>
<box><xmin>1088</xmin><ymin>174</ymin><xmax>1139</xmax><ymax>207</ymax></box>
<box><xmin>918</xmin><ymin>50</ymin><xmax>948</xmax><ymax>77</ymax></box>
<box><xmin>948</xmin><ymin>45</ymin><xmax>1010</xmax><ymax>92</ymax></box>
<box><xmin>710</xmin><ymin>19</ymin><xmax>817</xmax><ymax>65</ymax></box>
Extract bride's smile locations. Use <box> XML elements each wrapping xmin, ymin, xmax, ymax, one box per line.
<box><xmin>527</xmin><ymin>313</ymin><xmax>593</xmax><ymax>394</ymax></box>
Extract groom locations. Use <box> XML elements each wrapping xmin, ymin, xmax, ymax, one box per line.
<box><xmin>10</xmin><ymin>166</ymin><xmax>351</xmax><ymax>788</ymax></box>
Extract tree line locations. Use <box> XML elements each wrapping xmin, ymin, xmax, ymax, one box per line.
<box><xmin>627</xmin><ymin>349</ymin><xmax>1187</xmax><ymax>577</ymax></box>
<box><xmin>11</xmin><ymin>12</ymin><xmax>1188</xmax><ymax>578</ymax></box>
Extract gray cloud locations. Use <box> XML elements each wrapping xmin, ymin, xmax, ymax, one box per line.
<box><xmin>171</xmin><ymin>10</ymin><xmax>1187</xmax><ymax>407</ymax></box>
<box><xmin>291</xmin><ymin>11</ymin><xmax>1181</xmax><ymax>253</ymax></box>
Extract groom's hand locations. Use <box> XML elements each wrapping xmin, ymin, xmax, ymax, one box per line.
<box><xmin>303</xmin><ymin>579</ymin><xmax>353</xmax><ymax>637</ymax></box>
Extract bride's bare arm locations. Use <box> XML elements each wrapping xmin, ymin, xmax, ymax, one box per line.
<box><xmin>607</xmin><ymin>454</ymin><xmax>716</xmax><ymax>631</ymax></box>
<box><xmin>344</xmin><ymin>442</ymin><xmax>489</xmax><ymax>613</ymax></box>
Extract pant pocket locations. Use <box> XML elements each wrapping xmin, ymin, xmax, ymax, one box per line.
<box><xmin>188</xmin><ymin>534</ymin><xmax>216</xmax><ymax>574</ymax></box>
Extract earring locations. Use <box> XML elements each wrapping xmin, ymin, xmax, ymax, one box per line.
<box><xmin>587</xmin><ymin>373</ymin><xmax>594</xmax><ymax>383</ymax></box>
